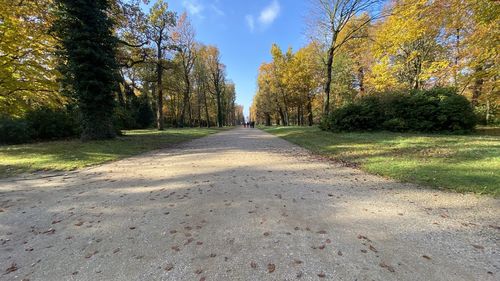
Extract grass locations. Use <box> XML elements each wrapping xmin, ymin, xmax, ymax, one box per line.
<box><xmin>262</xmin><ymin>126</ymin><xmax>500</xmax><ymax>196</ymax></box>
<box><xmin>0</xmin><ymin>128</ymin><xmax>226</xmax><ymax>178</ymax></box>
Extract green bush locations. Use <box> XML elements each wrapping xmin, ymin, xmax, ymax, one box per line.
<box><xmin>0</xmin><ymin>118</ymin><xmax>32</xmax><ymax>144</ymax></box>
<box><xmin>133</xmin><ymin>96</ymin><xmax>155</xmax><ymax>129</ymax></box>
<box><xmin>113</xmin><ymin>106</ymin><xmax>137</xmax><ymax>131</ymax></box>
<box><xmin>323</xmin><ymin>88</ymin><xmax>477</xmax><ymax>133</ymax></box>
<box><xmin>0</xmin><ymin>107</ymin><xmax>80</xmax><ymax>144</ymax></box>
<box><xmin>25</xmin><ymin>107</ymin><xmax>80</xmax><ymax>140</ymax></box>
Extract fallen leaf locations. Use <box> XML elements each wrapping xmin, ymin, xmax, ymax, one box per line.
<box><xmin>74</xmin><ymin>221</ymin><xmax>84</xmax><ymax>226</ymax></box>
<box><xmin>318</xmin><ymin>272</ymin><xmax>326</xmax><ymax>278</ymax></box>
<box><xmin>379</xmin><ymin>262</ymin><xmax>395</xmax><ymax>273</ymax></box>
<box><xmin>43</xmin><ymin>228</ymin><xmax>55</xmax><ymax>235</ymax></box>
<box><xmin>5</xmin><ymin>262</ymin><xmax>17</xmax><ymax>274</ymax></box>
<box><xmin>317</xmin><ymin>230</ymin><xmax>327</xmax><ymax>234</ymax></box>
<box><xmin>113</xmin><ymin>248</ymin><xmax>120</xmax><ymax>254</ymax></box>
<box><xmin>194</xmin><ymin>269</ymin><xmax>203</xmax><ymax>274</ymax></box>
<box><xmin>472</xmin><ymin>244</ymin><xmax>484</xmax><ymax>250</ymax></box>
<box><xmin>318</xmin><ymin>245</ymin><xmax>326</xmax><ymax>250</ymax></box>
<box><xmin>209</xmin><ymin>253</ymin><xmax>216</xmax><ymax>258</ymax></box>
<box><xmin>263</xmin><ymin>232</ymin><xmax>270</xmax><ymax>236</ymax></box>
<box><xmin>293</xmin><ymin>259</ymin><xmax>303</xmax><ymax>264</ymax></box>
<box><xmin>164</xmin><ymin>264</ymin><xmax>174</xmax><ymax>271</ymax></box>
<box><xmin>422</xmin><ymin>255</ymin><xmax>431</xmax><ymax>260</ymax></box>
<box><xmin>84</xmin><ymin>250</ymin><xmax>98</xmax><ymax>259</ymax></box>
<box><xmin>250</xmin><ymin>261</ymin><xmax>257</xmax><ymax>269</ymax></box>
<box><xmin>296</xmin><ymin>271</ymin><xmax>303</xmax><ymax>278</ymax></box>
<box><xmin>369</xmin><ymin>245</ymin><xmax>378</xmax><ymax>253</ymax></box>
<box><xmin>267</xmin><ymin>263</ymin><xmax>275</xmax><ymax>273</ymax></box>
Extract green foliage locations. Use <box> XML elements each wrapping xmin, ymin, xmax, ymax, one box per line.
<box><xmin>0</xmin><ymin>107</ymin><xmax>80</xmax><ymax>144</ymax></box>
<box><xmin>475</xmin><ymin>104</ymin><xmax>500</xmax><ymax>126</ymax></box>
<box><xmin>25</xmin><ymin>108</ymin><xmax>80</xmax><ymax>140</ymax></box>
<box><xmin>113</xmin><ymin>96</ymin><xmax>155</xmax><ymax>130</ymax></box>
<box><xmin>113</xmin><ymin>106</ymin><xmax>138</xmax><ymax>131</ymax></box>
<box><xmin>323</xmin><ymin>88</ymin><xmax>477</xmax><ymax>133</ymax></box>
<box><xmin>134</xmin><ymin>96</ymin><xmax>155</xmax><ymax>128</ymax></box>
<box><xmin>0</xmin><ymin>118</ymin><xmax>31</xmax><ymax>144</ymax></box>
<box><xmin>53</xmin><ymin>0</ymin><xmax>119</xmax><ymax>140</ymax></box>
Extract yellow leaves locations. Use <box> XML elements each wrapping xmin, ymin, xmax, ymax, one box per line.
<box><xmin>0</xmin><ymin>0</ymin><xmax>61</xmax><ymax>117</ymax></box>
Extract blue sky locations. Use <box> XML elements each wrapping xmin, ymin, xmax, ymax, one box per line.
<box><xmin>149</xmin><ymin>0</ymin><xmax>310</xmax><ymax>117</ymax></box>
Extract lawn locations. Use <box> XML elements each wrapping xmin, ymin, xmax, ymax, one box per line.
<box><xmin>262</xmin><ymin>126</ymin><xmax>500</xmax><ymax>196</ymax></box>
<box><xmin>0</xmin><ymin>128</ymin><xmax>225</xmax><ymax>178</ymax></box>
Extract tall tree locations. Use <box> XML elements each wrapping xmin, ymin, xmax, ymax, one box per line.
<box><xmin>310</xmin><ymin>0</ymin><xmax>380</xmax><ymax>116</ymax></box>
<box><xmin>205</xmin><ymin>46</ymin><xmax>225</xmax><ymax>128</ymax></box>
<box><xmin>146</xmin><ymin>0</ymin><xmax>176</xmax><ymax>130</ymax></box>
<box><xmin>173</xmin><ymin>12</ymin><xmax>196</xmax><ymax>127</ymax></box>
<box><xmin>53</xmin><ymin>0</ymin><xmax>119</xmax><ymax>140</ymax></box>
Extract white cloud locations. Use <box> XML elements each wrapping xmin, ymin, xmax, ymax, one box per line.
<box><xmin>210</xmin><ymin>4</ymin><xmax>225</xmax><ymax>16</ymax></box>
<box><xmin>182</xmin><ymin>0</ymin><xmax>204</xmax><ymax>16</ymax></box>
<box><xmin>245</xmin><ymin>15</ymin><xmax>255</xmax><ymax>32</ymax></box>
<box><xmin>258</xmin><ymin>0</ymin><xmax>280</xmax><ymax>25</ymax></box>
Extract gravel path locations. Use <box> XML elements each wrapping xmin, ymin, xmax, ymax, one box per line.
<box><xmin>1</xmin><ymin>127</ymin><xmax>499</xmax><ymax>281</ymax></box>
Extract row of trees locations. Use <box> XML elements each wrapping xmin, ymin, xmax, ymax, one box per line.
<box><xmin>250</xmin><ymin>0</ymin><xmax>499</xmax><ymax>126</ymax></box>
<box><xmin>1</xmin><ymin>0</ymin><xmax>243</xmax><ymax>141</ymax></box>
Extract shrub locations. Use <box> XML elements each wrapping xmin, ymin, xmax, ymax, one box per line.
<box><xmin>133</xmin><ymin>96</ymin><xmax>155</xmax><ymax>129</ymax></box>
<box><xmin>25</xmin><ymin>107</ymin><xmax>80</xmax><ymax>140</ymax></box>
<box><xmin>113</xmin><ymin>106</ymin><xmax>137</xmax><ymax>131</ymax></box>
<box><xmin>0</xmin><ymin>118</ymin><xmax>32</xmax><ymax>144</ymax></box>
<box><xmin>323</xmin><ymin>88</ymin><xmax>477</xmax><ymax>133</ymax></box>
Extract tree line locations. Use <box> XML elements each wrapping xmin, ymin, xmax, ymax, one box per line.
<box><xmin>0</xmin><ymin>0</ymin><xmax>243</xmax><ymax>142</ymax></box>
<box><xmin>250</xmin><ymin>0</ymin><xmax>498</xmax><ymax>127</ymax></box>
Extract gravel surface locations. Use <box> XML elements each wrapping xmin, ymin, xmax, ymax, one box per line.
<box><xmin>0</xmin><ymin>127</ymin><xmax>499</xmax><ymax>281</ymax></box>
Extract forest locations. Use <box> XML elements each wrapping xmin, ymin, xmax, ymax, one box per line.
<box><xmin>0</xmin><ymin>0</ymin><xmax>244</xmax><ymax>143</ymax></box>
<box><xmin>250</xmin><ymin>0</ymin><xmax>498</xmax><ymax>132</ymax></box>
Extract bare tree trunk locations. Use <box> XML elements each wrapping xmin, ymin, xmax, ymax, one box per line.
<box><xmin>204</xmin><ymin>91</ymin><xmax>210</xmax><ymax>128</ymax></box>
<box><xmin>323</xmin><ymin>42</ymin><xmax>335</xmax><ymax>116</ymax></box>
<box><xmin>472</xmin><ymin>66</ymin><xmax>483</xmax><ymax>107</ymax></box>
<box><xmin>307</xmin><ymin>96</ymin><xmax>313</xmax><ymax>126</ymax></box>
<box><xmin>156</xmin><ymin>37</ymin><xmax>164</xmax><ymax>130</ymax></box>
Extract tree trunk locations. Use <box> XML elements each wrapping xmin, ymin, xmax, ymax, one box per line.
<box><xmin>265</xmin><ymin>113</ymin><xmax>271</xmax><ymax>126</ymax></box>
<box><xmin>323</xmin><ymin>37</ymin><xmax>336</xmax><ymax>116</ymax></box>
<box><xmin>472</xmin><ymin>66</ymin><xmax>483</xmax><ymax>107</ymax></box>
<box><xmin>204</xmin><ymin>91</ymin><xmax>210</xmax><ymax>128</ymax></box>
<box><xmin>156</xmin><ymin>38</ymin><xmax>164</xmax><ymax>130</ymax></box>
<box><xmin>180</xmin><ymin>73</ymin><xmax>190</xmax><ymax>127</ymax></box>
<box><xmin>307</xmin><ymin>96</ymin><xmax>313</xmax><ymax>126</ymax></box>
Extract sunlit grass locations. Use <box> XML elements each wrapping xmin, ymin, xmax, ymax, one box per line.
<box><xmin>0</xmin><ymin>128</ymin><xmax>226</xmax><ymax>178</ymax></box>
<box><xmin>263</xmin><ymin>126</ymin><xmax>500</xmax><ymax>196</ymax></box>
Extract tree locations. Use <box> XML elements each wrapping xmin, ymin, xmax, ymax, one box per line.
<box><xmin>145</xmin><ymin>0</ymin><xmax>176</xmax><ymax>130</ymax></box>
<box><xmin>53</xmin><ymin>0</ymin><xmax>119</xmax><ymax>140</ymax></box>
<box><xmin>205</xmin><ymin>46</ymin><xmax>225</xmax><ymax>127</ymax></box>
<box><xmin>173</xmin><ymin>12</ymin><xmax>196</xmax><ymax>127</ymax></box>
<box><xmin>310</xmin><ymin>0</ymin><xmax>381</xmax><ymax>116</ymax></box>
<box><xmin>0</xmin><ymin>0</ymin><xmax>61</xmax><ymax>117</ymax></box>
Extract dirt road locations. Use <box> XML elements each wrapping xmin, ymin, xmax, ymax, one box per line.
<box><xmin>1</xmin><ymin>127</ymin><xmax>498</xmax><ymax>280</ymax></box>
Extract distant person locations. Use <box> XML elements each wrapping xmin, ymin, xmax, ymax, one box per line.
<box><xmin>250</xmin><ymin>121</ymin><xmax>255</xmax><ymax>128</ymax></box>
<box><xmin>243</xmin><ymin>122</ymin><xmax>246</xmax><ymax>128</ymax></box>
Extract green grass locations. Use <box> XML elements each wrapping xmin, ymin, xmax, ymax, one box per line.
<box><xmin>0</xmin><ymin>128</ymin><xmax>226</xmax><ymax>178</ymax></box>
<box><xmin>262</xmin><ymin>126</ymin><xmax>500</xmax><ymax>196</ymax></box>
